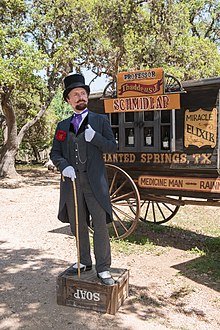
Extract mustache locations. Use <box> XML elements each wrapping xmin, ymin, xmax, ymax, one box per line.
<box><xmin>77</xmin><ymin>99</ymin><xmax>87</xmax><ymax>103</ymax></box>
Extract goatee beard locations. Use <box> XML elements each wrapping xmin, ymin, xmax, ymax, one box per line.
<box><xmin>75</xmin><ymin>102</ymin><xmax>87</xmax><ymax>111</ymax></box>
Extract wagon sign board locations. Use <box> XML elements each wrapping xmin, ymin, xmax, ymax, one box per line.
<box><xmin>103</xmin><ymin>152</ymin><xmax>216</xmax><ymax>167</ymax></box>
<box><xmin>184</xmin><ymin>108</ymin><xmax>217</xmax><ymax>148</ymax></box>
<box><xmin>104</xmin><ymin>93</ymin><xmax>180</xmax><ymax>113</ymax></box>
<box><xmin>138</xmin><ymin>175</ymin><xmax>220</xmax><ymax>194</ymax></box>
<box><xmin>104</xmin><ymin>68</ymin><xmax>181</xmax><ymax>113</ymax></box>
<box><xmin>117</xmin><ymin>68</ymin><xmax>164</xmax><ymax>97</ymax></box>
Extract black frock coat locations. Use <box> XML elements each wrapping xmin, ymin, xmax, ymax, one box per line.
<box><xmin>50</xmin><ymin>110</ymin><xmax>117</xmax><ymax>224</ymax></box>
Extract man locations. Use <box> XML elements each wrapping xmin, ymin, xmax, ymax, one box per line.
<box><xmin>50</xmin><ymin>73</ymin><xmax>117</xmax><ymax>285</ymax></box>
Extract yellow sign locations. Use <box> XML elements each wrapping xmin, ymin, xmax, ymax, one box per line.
<box><xmin>184</xmin><ymin>108</ymin><xmax>217</xmax><ymax>148</ymax></box>
<box><xmin>117</xmin><ymin>68</ymin><xmax>164</xmax><ymax>97</ymax></box>
<box><xmin>138</xmin><ymin>175</ymin><xmax>220</xmax><ymax>194</ymax></box>
<box><xmin>104</xmin><ymin>93</ymin><xmax>180</xmax><ymax>113</ymax></box>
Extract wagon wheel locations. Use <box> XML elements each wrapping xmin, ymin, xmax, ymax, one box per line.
<box><xmin>103</xmin><ymin>80</ymin><xmax>117</xmax><ymax>98</ymax></box>
<box><xmin>165</xmin><ymin>73</ymin><xmax>183</xmax><ymax>93</ymax></box>
<box><xmin>139</xmin><ymin>195</ymin><xmax>182</xmax><ymax>224</ymax></box>
<box><xmin>105</xmin><ymin>164</ymin><xmax>140</xmax><ymax>239</ymax></box>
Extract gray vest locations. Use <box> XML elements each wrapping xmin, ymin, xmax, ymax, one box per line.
<box><xmin>68</xmin><ymin>132</ymin><xmax>87</xmax><ymax>172</ymax></box>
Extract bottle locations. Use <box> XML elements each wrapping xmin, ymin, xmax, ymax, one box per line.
<box><xmin>128</xmin><ymin>129</ymin><xmax>134</xmax><ymax>145</ymax></box>
<box><xmin>162</xmin><ymin>132</ymin><xmax>169</xmax><ymax>149</ymax></box>
<box><xmin>145</xmin><ymin>129</ymin><xmax>152</xmax><ymax>146</ymax></box>
<box><xmin>115</xmin><ymin>132</ymin><xmax>119</xmax><ymax>145</ymax></box>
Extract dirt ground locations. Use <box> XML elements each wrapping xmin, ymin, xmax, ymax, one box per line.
<box><xmin>0</xmin><ymin>169</ymin><xmax>220</xmax><ymax>330</ymax></box>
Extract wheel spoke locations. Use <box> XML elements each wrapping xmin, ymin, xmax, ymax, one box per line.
<box><xmin>162</xmin><ymin>202</ymin><xmax>175</xmax><ymax>213</ymax></box>
<box><xmin>152</xmin><ymin>202</ymin><xmax>157</xmax><ymax>223</ymax></box>
<box><xmin>143</xmin><ymin>200</ymin><xmax>150</xmax><ymax>221</ymax></box>
<box><xmin>110</xmin><ymin>179</ymin><xmax>129</xmax><ymax>198</ymax></box>
<box><xmin>113</xmin><ymin>200</ymin><xmax>136</xmax><ymax>207</ymax></box>
<box><xmin>112</xmin><ymin>204</ymin><xmax>136</xmax><ymax>221</ymax></box>
<box><xmin>111</xmin><ymin>191</ymin><xmax>134</xmax><ymax>202</ymax></box>
<box><xmin>111</xmin><ymin>219</ymin><xmax>120</xmax><ymax>238</ymax></box>
<box><xmin>112</xmin><ymin>209</ymin><xmax>129</xmax><ymax>232</ymax></box>
<box><xmin>156</xmin><ymin>202</ymin><xmax>166</xmax><ymax>220</ymax></box>
<box><xmin>109</xmin><ymin>171</ymin><xmax>117</xmax><ymax>195</ymax></box>
<box><xmin>113</xmin><ymin>202</ymin><xmax>133</xmax><ymax>207</ymax></box>
<box><xmin>139</xmin><ymin>196</ymin><xmax>182</xmax><ymax>224</ymax></box>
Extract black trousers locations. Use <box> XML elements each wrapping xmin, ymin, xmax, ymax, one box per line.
<box><xmin>67</xmin><ymin>172</ymin><xmax>111</xmax><ymax>273</ymax></box>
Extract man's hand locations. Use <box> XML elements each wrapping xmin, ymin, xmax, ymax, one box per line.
<box><xmin>85</xmin><ymin>124</ymin><xmax>96</xmax><ymax>142</ymax></box>
<box><xmin>62</xmin><ymin>166</ymin><xmax>76</xmax><ymax>181</ymax></box>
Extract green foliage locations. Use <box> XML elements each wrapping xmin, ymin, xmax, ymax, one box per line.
<box><xmin>85</xmin><ymin>0</ymin><xmax>220</xmax><ymax>80</ymax></box>
<box><xmin>49</xmin><ymin>89</ymin><xmax>73</xmax><ymax>122</ymax></box>
<box><xmin>1</xmin><ymin>0</ymin><xmax>220</xmax><ymax>164</ymax></box>
<box><xmin>0</xmin><ymin>0</ymin><xmax>47</xmax><ymax>116</ymax></box>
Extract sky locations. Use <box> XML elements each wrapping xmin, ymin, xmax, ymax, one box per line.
<box><xmin>81</xmin><ymin>68</ymin><xmax>110</xmax><ymax>93</ymax></box>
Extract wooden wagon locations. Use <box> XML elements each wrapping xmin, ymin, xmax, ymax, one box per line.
<box><xmin>89</xmin><ymin>68</ymin><xmax>220</xmax><ymax>239</ymax></box>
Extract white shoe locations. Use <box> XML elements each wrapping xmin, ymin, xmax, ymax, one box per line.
<box><xmin>72</xmin><ymin>262</ymin><xmax>86</xmax><ymax>269</ymax></box>
<box><xmin>97</xmin><ymin>271</ymin><xmax>115</xmax><ymax>285</ymax></box>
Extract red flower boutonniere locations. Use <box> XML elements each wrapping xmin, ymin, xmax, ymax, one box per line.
<box><xmin>55</xmin><ymin>130</ymin><xmax>67</xmax><ymax>141</ymax></box>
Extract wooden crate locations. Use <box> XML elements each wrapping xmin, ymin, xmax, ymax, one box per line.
<box><xmin>56</xmin><ymin>267</ymin><xmax>129</xmax><ymax>315</ymax></box>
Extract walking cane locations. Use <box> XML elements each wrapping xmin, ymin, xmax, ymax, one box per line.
<box><xmin>72</xmin><ymin>179</ymin><xmax>81</xmax><ymax>278</ymax></box>
<box><xmin>62</xmin><ymin>175</ymin><xmax>80</xmax><ymax>278</ymax></box>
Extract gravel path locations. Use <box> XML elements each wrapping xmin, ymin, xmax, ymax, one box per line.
<box><xmin>0</xmin><ymin>169</ymin><xmax>219</xmax><ymax>330</ymax></box>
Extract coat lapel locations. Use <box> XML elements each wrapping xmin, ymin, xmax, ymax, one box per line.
<box><xmin>87</xmin><ymin>111</ymin><xmax>97</xmax><ymax>130</ymax></box>
<box><xmin>61</xmin><ymin>116</ymin><xmax>72</xmax><ymax>159</ymax></box>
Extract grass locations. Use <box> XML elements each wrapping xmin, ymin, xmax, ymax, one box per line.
<box><xmin>187</xmin><ymin>254</ymin><xmax>220</xmax><ymax>281</ymax></box>
<box><xmin>187</xmin><ymin>241</ymin><xmax>220</xmax><ymax>281</ymax></box>
<box><xmin>171</xmin><ymin>208</ymin><xmax>220</xmax><ymax>283</ymax></box>
<box><xmin>111</xmin><ymin>235</ymin><xmax>156</xmax><ymax>255</ymax></box>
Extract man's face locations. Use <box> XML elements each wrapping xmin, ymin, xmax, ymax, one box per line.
<box><xmin>67</xmin><ymin>87</ymin><xmax>88</xmax><ymax>112</ymax></box>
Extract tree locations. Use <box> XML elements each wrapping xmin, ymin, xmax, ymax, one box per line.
<box><xmin>78</xmin><ymin>0</ymin><xmax>220</xmax><ymax>80</ymax></box>
<box><xmin>0</xmin><ymin>0</ymin><xmax>48</xmax><ymax>178</ymax></box>
<box><xmin>1</xmin><ymin>0</ymin><xmax>220</xmax><ymax>179</ymax></box>
<box><xmin>0</xmin><ymin>0</ymin><xmax>103</xmax><ymax>178</ymax></box>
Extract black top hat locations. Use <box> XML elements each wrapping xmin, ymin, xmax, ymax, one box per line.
<box><xmin>63</xmin><ymin>73</ymin><xmax>90</xmax><ymax>101</ymax></box>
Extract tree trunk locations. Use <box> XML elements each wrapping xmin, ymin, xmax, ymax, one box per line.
<box><xmin>0</xmin><ymin>145</ymin><xmax>19</xmax><ymax>178</ymax></box>
<box><xmin>32</xmin><ymin>144</ymin><xmax>40</xmax><ymax>162</ymax></box>
<box><xmin>0</xmin><ymin>91</ymin><xmax>48</xmax><ymax>178</ymax></box>
<box><xmin>0</xmin><ymin>110</ymin><xmax>48</xmax><ymax>178</ymax></box>
<box><xmin>0</xmin><ymin>95</ymin><xmax>19</xmax><ymax>178</ymax></box>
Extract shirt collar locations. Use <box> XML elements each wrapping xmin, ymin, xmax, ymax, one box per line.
<box><xmin>73</xmin><ymin>108</ymin><xmax>88</xmax><ymax>116</ymax></box>
<box><xmin>71</xmin><ymin>108</ymin><xmax>88</xmax><ymax>123</ymax></box>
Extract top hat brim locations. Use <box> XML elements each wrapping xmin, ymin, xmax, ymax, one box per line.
<box><xmin>63</xmin><ymin>83</ymin><xmax>90</xmax><ymax>101</ymax></box>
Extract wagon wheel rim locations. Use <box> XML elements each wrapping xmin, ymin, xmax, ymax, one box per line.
<box><xmin>139</xmin><ymin>195</ymin><xmax>182</xmax><ymax>224</ymax></box>
<box><xmin>103</xmin><ymin>81</ymin><xmax>117</xmax><ymax>98</ymax></box>
<box><xmin>105</xmin><ymin>164</ymin><xmax>140</xmax><ymax>239</ymax></box>
<box><xmin>165</xmin><ymin>73</ymin><xmax>183</xmax><ymax>93</ymax></box>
